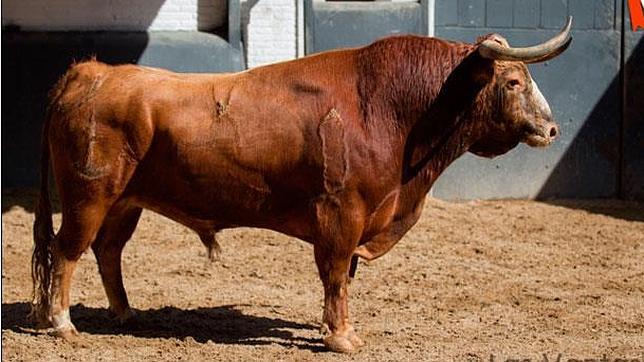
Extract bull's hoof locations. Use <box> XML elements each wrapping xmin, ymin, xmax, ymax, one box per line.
<box><xmin>35</xmin><ymin>320</ymin><xmax>53</xmax><ymax>329</ymax></box>
<box><xmin>323</xmin><ymin>334</ymin><xmax>356</xmax><ymax>353</ymax></box>
<box><xmin>111</xmin><ymin>307</ymin><xmax>137</xmax><ymax>325</ymax></box>
<box><xmin>50</xmin><ymin>326</ymin><xmax>79</xmax><ymax>340</ymax></box>
<box><xmin>322</xmin><ymin>326</ymin><xmax>365</xmax><ymax>353</ymax></box>
<box><xmin>347</xmin><ymin>329</ymin><xmax>365</xmax><ymax>348</ymax></box>
<box><xmin>30</xmin><ymin>316</ymin><xmax>53</xmax><ymax>330</ymax></box>
<box><xmin>28</xmin><ymin>308</ymin><xmax>52</xmax><ymax>329</ymax></box>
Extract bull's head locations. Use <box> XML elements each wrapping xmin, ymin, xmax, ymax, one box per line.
<box><xmin>468</xmin><ymin>17</ymin><xmax>572</xmax><ymax>158</ymax></box>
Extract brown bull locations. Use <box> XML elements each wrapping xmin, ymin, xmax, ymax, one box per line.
<box><xmin>31</xmin><ymin>18</ymin><xmax>572</xmax><ymax>352</ymax></box>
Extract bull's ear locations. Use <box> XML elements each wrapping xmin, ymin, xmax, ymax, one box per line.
<box><xmin>433</xmin><ymin>50</ymin><xmax>495</xmax><ymax>112</ymax></box>
<box><xmin>476</xmin><ymin>33</ymin><xmax>509</xmax><ymax>48</ymax></box>
<box><xmin>466</xmin><ymin>52</ymin><xmax>495</xmax><ymax>87</ymax></box>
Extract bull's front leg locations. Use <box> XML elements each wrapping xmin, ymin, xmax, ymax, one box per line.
<box><xmin>313</xmin><ymin>194</ymin><xmax>366</xmax><ymax>353</ymax></box>
<box><xmin>314</xmin><ymin>242</ymin><xmax>365</xmax><ymax>353</ymax></box>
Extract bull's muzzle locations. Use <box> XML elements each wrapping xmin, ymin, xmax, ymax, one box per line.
<box><xmin>524</xmin><ymin>120</ymin><xmax>559</xmax><ymax>147</ymax></box>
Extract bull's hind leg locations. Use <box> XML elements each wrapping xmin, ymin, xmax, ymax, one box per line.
<box><xmin>47</xmin><ymin>149</ymin><xmax>139</xmax><ymax>338</ymax></box>
<box><xmin>198</xmin><ymin>231</ymin><xmax>222</xmax><ymax>262</ymax></box>
<box><xmin>92</xmin><ymin>202</ymin><xmax>142</xmax><ymax>323</ymax></box>
<box><xmin>49</xmin><ymin>200</ymin><xmax>115</xmax><ymax>338</ymax></box>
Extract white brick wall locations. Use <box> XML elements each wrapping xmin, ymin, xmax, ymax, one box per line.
<box><xmin>1</xmin><ymin>0</ymin><xmax>227</xmax><ymax>31</ymax></box>
<box><xmin>242</xmin><ymin>0</ymin><xmax>298</xmax><ymax>68</ymax></box>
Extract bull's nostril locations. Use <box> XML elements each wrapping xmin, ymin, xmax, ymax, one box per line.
<box><xmin>549</xmin><ymin>126</ymin><xmax>558</xmax><ymax>138</ymax></box>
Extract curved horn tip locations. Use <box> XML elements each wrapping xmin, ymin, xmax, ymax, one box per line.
<box><xmin>563</xmin><ymin>16</ymin><xmax>573</xmax><ymax>33</ymax></box>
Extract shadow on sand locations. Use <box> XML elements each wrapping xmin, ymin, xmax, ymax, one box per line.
<box><xmin>1</xmin><ymin>302</ymin><xmax>324</xmax><ymax>352</ymax></box>
<box><xmin>2</xmin><ymin>188</ymin><xmax>57</xmax><ymax>214</ymax></box>
<box><xmin>541</xmin><ymin>199</ymin><xmax>644</xmax><ymax>223</ymax></box>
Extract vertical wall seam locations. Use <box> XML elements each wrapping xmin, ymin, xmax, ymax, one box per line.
<box><xmin>296</xmin><ymin>0</ymin><xmax>305</xmax><ymax>58</ymax></box>
<box><xmin>427</xmin><ymin>0</ymin><xmax>435</xmax><ymax>37</ymax></box>
<box><xmin>618</xmin><ymin>0</ymin><xmax>625</xmax><ymax>198</ymax></box>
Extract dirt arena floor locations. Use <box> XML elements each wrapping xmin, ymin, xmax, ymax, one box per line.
<box><xmin>2</xmin><ymin>189</ymin><xmax>643</xmax><ymax>361</ymax></box>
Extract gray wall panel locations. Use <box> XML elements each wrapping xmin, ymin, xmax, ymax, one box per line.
<box><xmin>513</xmin><ymin>0</ymin><xmax>539</xmax><ymax>28</ymax></box>
<box><xmin>305</xmin><ymin>0</ymin><xmax>429</xmax><ymax>54</ymax></box>
<box><xmin>568</xmin><ymin>0</ymin><xmax>595</xmax><ymax>29</ymax></box>
<box><xmin>458</xmin><ymin>0</ymin><xmax>486</xmax><ymax>27</ymax></box>
<box><xmin>486</xmin><ymin>0</ymin><xmax>513</xmax><ymax>28</ymax></box>
<box><xmin>436</xmin><ymin>0</ymin><xmax>458</xmax><ymax>26</ymax></box>
<box><xmin>594</xmin><ymin>0</ymin><xmax>616</xmax><ymax>29</ymax></box>
<box><xmin>540</xmin><ymin>0</ymin><xmax>569</xmax><ymax>28</ymax></box>
<box><xmin>308</xmin><ymin>2</ymin><xmax>425</xmax><ymax>53</ymax></box>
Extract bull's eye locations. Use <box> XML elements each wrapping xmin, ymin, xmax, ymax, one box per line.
<box><xmin>506</xmin><ymin>79</ymin><xmax>521</xmax><ymax>89</ymax></box>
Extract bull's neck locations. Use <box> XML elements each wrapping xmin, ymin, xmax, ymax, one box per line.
<box><xmin>357</xmin><ymin>36</ymin><xmax>490</xmax><ymax>192</ymax></box>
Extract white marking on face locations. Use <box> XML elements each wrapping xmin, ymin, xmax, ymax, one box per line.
<box><xmin>531</xmin><ymin>77</ymin><xmax>551</xmax><ymax>116</ymax></box>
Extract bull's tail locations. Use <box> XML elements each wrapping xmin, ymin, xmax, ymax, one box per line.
<box><xmin>30</xmin><ymin>113</ymin><xmax>54</xmax><ymax>326</ymax></box>
<box><xmin>29</xmin><ymin>73</ymin><xmax>67</xmax><ymax>326</ymax></box>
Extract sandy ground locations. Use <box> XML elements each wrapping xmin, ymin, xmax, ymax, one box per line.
<box><xmin>2</xmin><ymin>189</ymin><xmax>643</xmax><ymax>361</ymax></box>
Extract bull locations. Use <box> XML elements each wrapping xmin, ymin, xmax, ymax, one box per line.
<box><xmin>31</xmin><ymin>18</ymin><xmax>572</xmax><ymax>352</ymax></box>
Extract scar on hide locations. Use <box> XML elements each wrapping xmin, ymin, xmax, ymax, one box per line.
<box><xmin>318</xmin><ymin>108</ymin><xmax>348</xmax><ymax>194</ymax></box>
<box><xmin>75</xmin><ymin>75</ymin><xmax>111</xmax><ymax>179</ymax></box>
<box><xmin>75</xmin><ymin>113</ymin><xmax>110</xmax><ymax>179</ymax></box>
<box><xmin>216</xmin><ymin>100</ymin><xmax>229</xmax><ymax>118</ymax></box>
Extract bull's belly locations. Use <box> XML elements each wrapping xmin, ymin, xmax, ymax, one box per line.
<box><xmin>125</xmin><ymin>192</ymin><xmax>318</xmax><ymax>242</ymax></box>
<box><xmin>125</xmin><ymin>171</ymin><xmax>400</xmax><ymax>246</ymax></box>
<box><xmin>125</xmin><ymin>158</ymin><xmax>319</xmax><ymax>241</ymax></box>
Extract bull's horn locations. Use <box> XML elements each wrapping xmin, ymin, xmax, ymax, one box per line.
<box><xmin>478</xmin><ymin>16</ymin><xmax>573</xmax><ymax>62</ymax></box>
<box><xmin>524</xmin><ymin>36</ymin><xmax>572</xmax><ymax>64</ymax></box>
